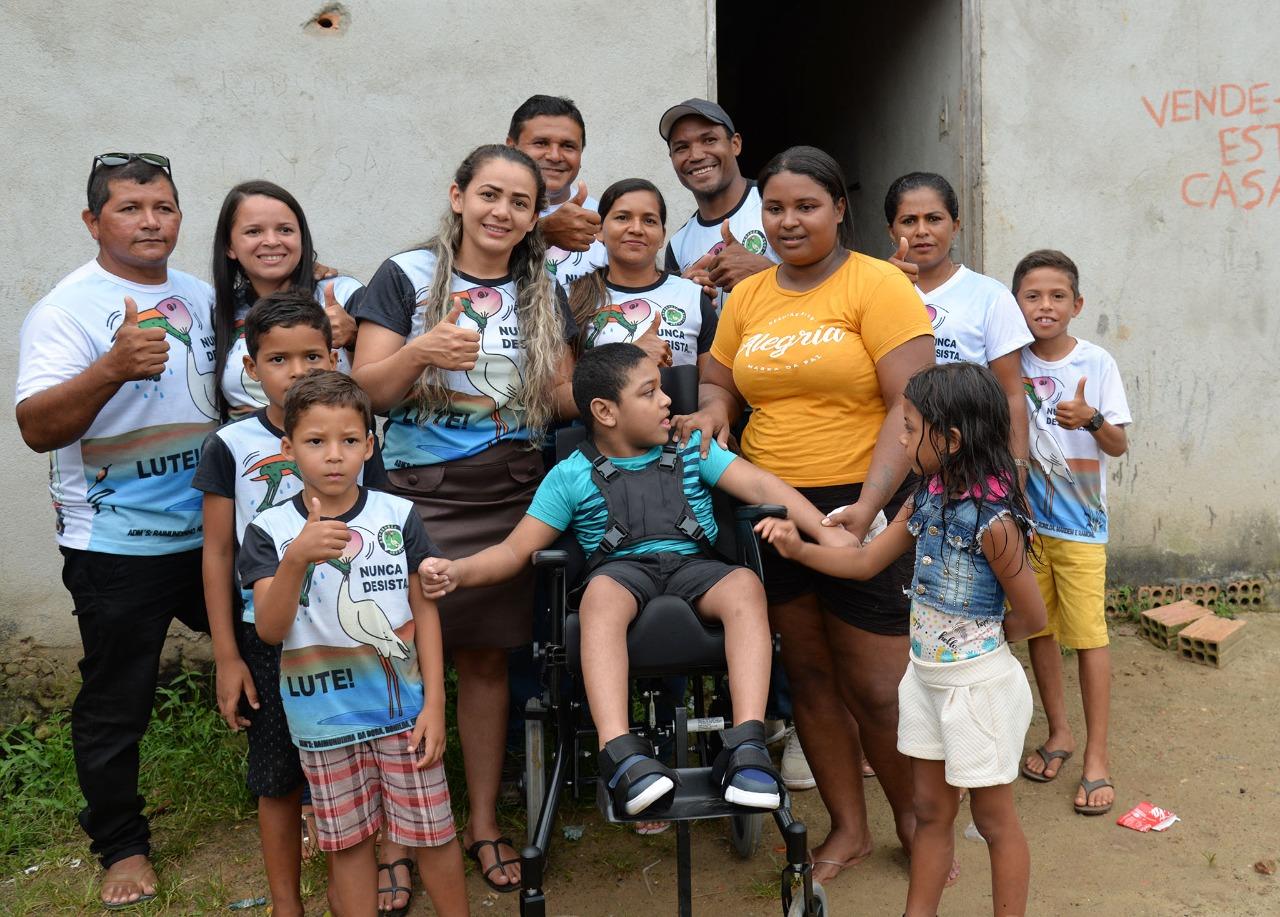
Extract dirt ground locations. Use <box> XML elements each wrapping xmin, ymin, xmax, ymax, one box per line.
<box><xmin>4</xmin><ymin>613</ymin><xmax>1277</xmax><ymax>915</ymax></box>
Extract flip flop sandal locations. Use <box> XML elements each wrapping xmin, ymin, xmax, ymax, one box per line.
<box><xmin>711</xmin><ymin>720</ymin><xmax>782</xmax><ymax>810</ymax></box>
<box><xmin>599</xmin><ymin>734</ymin><xmax>679</xmax><ymax>817</ymax></box>
<box><xmin>301</xmin><ymin>807</ymin><xmax>322</xmax><ymax>860</ymax></box>
<box><xmin>465</xmin><ymin>837</ymin><xmax>521</xmax><ymax>894</ymax></box>
<box><xmin>376</xmin><ymin>858</ymin><xmax>414</xmax><ymax>917</ymax></box>
<box><xmin>103</xmin><ymin>892</ymin><xmax>157</xmax><ymax>912</ymax></box>
<box><xmin>1020</xmin><ymin>745</ymin><xmax>1073</xmax><ymax>783</ymax></box>
<box><xmin>1074</xmin><ymin>777</ymin><xmax>1115</xmax><ymax>816</ymax></box>
<box><xmin>806</xmin><ymin>848</ymin><xmax>873</xmax><ymax>883</ymax></box>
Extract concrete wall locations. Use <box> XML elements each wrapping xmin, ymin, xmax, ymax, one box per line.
<box><xmin>1</xmin><ymin>0</ymin><xmax>710</xmax><ymax>649</ymax></box>
<box><xmin>979</xmin><ymin>0</ymin><xmax>1280</xmax><ymax>580</ymax></box>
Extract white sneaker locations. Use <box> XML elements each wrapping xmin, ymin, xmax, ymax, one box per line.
<box><xmin>763</xmin><ymin>718</ymin><xmax>788</xmax><ymax>745</ymax></box>
<box><xmin>780</xmin><ymin>727</ymin><xmax>815</xmax><ymax>791</ymax></box>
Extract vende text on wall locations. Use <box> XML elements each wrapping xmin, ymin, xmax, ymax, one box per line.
<box><xmin>1142</xmin><ymin>81</ymin><xmax>1280</xmax><ymax>209</ymax></box>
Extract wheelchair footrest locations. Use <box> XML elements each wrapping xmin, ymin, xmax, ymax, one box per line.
<box><xmin>596</xmin><ymin>766</ymin><xmax>782</xmax><ymax>824</ymax></box>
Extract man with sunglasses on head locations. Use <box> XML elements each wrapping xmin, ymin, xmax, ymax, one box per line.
<box><xmin>16</xmin><ymin>153</ymin><xmax>217</xmax><ymax>910</ymax></box>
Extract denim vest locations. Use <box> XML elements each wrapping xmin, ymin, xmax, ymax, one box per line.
<box><xmin>906</xmin><ymin>487</ymin><xmax>1012</xmax><ymax>619</ymax></box>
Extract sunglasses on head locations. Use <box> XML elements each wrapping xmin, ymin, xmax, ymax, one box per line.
<box><xmin>90</xmin><ymin>152</ymin><xmax>173</xmax><ymax>176</ymax></box>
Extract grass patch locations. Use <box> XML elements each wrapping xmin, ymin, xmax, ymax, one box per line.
<box><xmin>0</xmin><ymin>671</ymin><xmax>252</xmax><ymax>878</ymax></box>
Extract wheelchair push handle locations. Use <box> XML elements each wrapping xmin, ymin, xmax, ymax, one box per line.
<box><xmin>734</xmin><ymin>503</ymin><xmax>787</xmax><ymax>522</ymax></box>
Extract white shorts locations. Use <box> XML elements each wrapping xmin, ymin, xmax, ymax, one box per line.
<box><xmin>896</xmin><ymin>641</ymin><xmax>1032</xmax><ymax>788</ymax></box>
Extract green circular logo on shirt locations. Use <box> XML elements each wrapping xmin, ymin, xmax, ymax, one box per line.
<box><xmin>377</xmin><ymin>525</ymin><xmax>405</xmax><ymax>555</ymax></box>
<box><xmin>742</xmin><ymin>230</ymin><xmax>767</xmax><ymax>254</ymax></box>
<box><xmin>662</xmin><ymin>306</ymin><xmax>686</xmax><ymax>325</ymax></box>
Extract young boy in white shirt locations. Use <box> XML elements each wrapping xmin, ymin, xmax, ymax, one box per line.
<box><xmin>1013</xmin><ymin>250</ymin><xmax>1131</xmax><ymax>817</ymax></box>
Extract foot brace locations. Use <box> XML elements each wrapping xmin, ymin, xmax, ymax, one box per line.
<box><xmin>598</xmin><ymin>734</ymin><xmax>679</xmax><ymax>816</ymax></box>
<box><xmin>712</xmin><ymin>719</ymin><xmax>783</xmax><ymax>810</ymax></box>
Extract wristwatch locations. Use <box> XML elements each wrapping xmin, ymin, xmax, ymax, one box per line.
<box><xmin>1085</xmin><ymin>411</ymin><xmax>1105</xmax><ymax>432</ymax></box>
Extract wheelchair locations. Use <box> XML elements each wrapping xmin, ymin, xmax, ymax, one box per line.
<box><xmin>516</xmin><ymin>363</ymin><xmax>828</xmax><ymax>917</ymax></box>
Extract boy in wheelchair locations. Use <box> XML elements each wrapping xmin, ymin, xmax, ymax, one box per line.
<box><xmin>420</xmin><ymin>343</ymin><xmax>851</xmax><ymax>818</ymax></box>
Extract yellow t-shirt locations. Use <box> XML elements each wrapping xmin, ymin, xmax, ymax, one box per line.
<box><xmin>710</xmin><ymin>252</ymin><xmax>933</xmax><ymax>487</ymax></box>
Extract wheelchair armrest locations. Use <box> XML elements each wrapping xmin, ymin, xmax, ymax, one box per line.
<box><xmin>532</xmin><ymin>549</ymin><xmax>569</xmax><ymax>568</ymax></box>
<box><xmin>734</xmin><ymin>503</ymin><xmax>787</xmax><ymax>523</ymax></box>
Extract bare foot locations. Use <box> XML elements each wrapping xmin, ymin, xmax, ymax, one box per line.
<box><xmin>100</xmin><ymin>854</ymin><xmax>157</xmax><ymax>908</ymax></box>
<box><xmin>809</xmin><ymin>830</ymin><xmax>874</xmax><ymax>883</ymax></box>
<box><xmin>1022</xmin><ymin>731</ymin><xmax>1075</xmax><ymax>780</ymax></box>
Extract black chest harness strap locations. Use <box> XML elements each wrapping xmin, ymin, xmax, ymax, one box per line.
<box><xmin>579</xmin><ymin>440</ymin><xmax>715</xmax><ymax>573</ymax></box>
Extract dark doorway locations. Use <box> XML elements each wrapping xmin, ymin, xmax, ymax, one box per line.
<box><xmin>716</xmin><ymin>0</ymin><xmax>974</xmax><ymax>262</ymax></box>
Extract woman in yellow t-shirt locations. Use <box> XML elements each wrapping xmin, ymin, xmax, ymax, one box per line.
<box><xmin>675</xmin><ymin>146</ymin><xmax>935</xmax><ymax>883</ymax></box>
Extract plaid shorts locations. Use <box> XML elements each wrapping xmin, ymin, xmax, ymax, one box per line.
<box><xmin>299</xmin><ymin>732</ymin><xmax>455</xmax><ymax>852</ymax></box>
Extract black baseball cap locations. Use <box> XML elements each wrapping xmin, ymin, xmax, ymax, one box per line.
<box><xmin>658</xmin><ymin>98</ymin><xmax>736</xmax><ymax>142</ymax></box>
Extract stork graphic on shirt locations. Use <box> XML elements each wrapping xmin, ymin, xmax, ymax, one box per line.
<box><xmin>133</xmin><ymin>297</ymin><xmax>219</xmax><ymax>420</ymax></box>
<box><xmin>299</xmin><ymin>527</ymin><xmax>410</xmax><ymax>719</ymax></box>
<box><xmin>453</xmin><ymin>287</ymin><xmax>522</xmax><ymax>439</ymax></box>
<box><xmin>243</xmin><ymin>454</ymin><xmax>299</xmax><ymax>513</ymax></box>
<box><xmin>585</xmin><ymin>298</ymin><xmax>654</xmax><ymax>348</ymax></box>
<box><xmin>1023</xmin><ymin>375</ymin><xmax>1076</xmax><ymax>513</ymax></box>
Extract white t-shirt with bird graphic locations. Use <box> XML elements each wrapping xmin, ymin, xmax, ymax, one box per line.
<box><xmin>356</xmin><ymin>248</ymin><xmax>576</xmax><ymax>467</ymax></box>
<box><xmin>239</xmin><ymin>487</ymin><xmax>437</xmax><ymax>750</ymax></box>
<box><xmin>15</xmin><ymin>260</ymin><xmax>218</xmax><ymax>554</ymax></box>
<box><xmin>1021</xmin><ymin>339</ymin><xmax>1131</xmax><ymax>543</ymax></box>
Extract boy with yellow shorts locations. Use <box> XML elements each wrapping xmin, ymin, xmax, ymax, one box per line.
<box><xmin>1012</xmin><ymin>250</ymin><xmax>1132</xmax><ymax>816</ymax></box>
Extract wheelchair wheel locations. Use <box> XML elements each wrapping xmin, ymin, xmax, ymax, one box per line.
<box><xmin>785</xmin><ymin>879</ymin><xmax>828</xmax><ymax>917</ymax></box>
<box><xmin>524</xmin><ymin>716</ymin><xmax>547</xmax><ymax>846</ymax></box>
<box><xmin>729</xmin><ymin>811</ymin><xmax>763</xmax><ymax>858</ymax></box>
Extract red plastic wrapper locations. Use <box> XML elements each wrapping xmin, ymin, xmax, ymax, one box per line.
<box><xmin>1116</xmin><ymin>801</ymin><xmax>1179</xmax><ymax>832</ymax></box>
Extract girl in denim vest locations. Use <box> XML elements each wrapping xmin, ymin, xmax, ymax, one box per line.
<box><xmin>756</xmin><ymin>361</ymin><xmax>1047</xmax><ymax>917</ymax></box>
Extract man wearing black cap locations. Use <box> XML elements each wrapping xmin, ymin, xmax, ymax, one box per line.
<box><xmin>660</xmin><ymin>98</ymin><xmax>779</xmax><ymax>309</ymax></box>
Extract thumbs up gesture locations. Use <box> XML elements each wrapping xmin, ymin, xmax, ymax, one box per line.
<box><xmin>888</xmin><ymin>236</ymin><xmax>920</xmax><ymax>284</ymax></box>
<box><xmin>539</xmin><ymin>180</ymin><xmax>602</xmax><ymax>252</ymax></box>
<box><xmin>1054</xmin><ymin>377</ymin><xmax>1095</xmax><ymax>429</ymax></box>
<box><xmin>323</xmin><ymin>281</ymin><xmax>357</xmax><ymax>350</ymax></box>
<box><xmin>105</xmin><ymin>296</ymin><xmax>170</xmax><ymax>383</ymax></box>
<box><xmin>708</xmin><ymin>218</ymin><xmax>772</xmax><ymax>292</ymax></box>
<box><xmin>635</xmin><ymin>311</ymin><xmax>673</xmax><ymax>366</ymax></box>
<box><xmin>413</xmin><ymin>294</ymin><xmax>481</xmax><ymax>371</ymax></box>
<box><xmin>286</xmin><ymin>497</ymin><xmax>352</xmax><ymax>565</ymax></box>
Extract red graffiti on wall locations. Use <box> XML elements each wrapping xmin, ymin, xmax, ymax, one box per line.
<box><xmin>1142</xmin><ymin>81</ymin><xmax>1280</xmax><ymax>209</ymax></box>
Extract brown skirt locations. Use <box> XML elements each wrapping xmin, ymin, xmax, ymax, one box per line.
<box><xmin>386</xmin><ymin>439</ymin><xmax>544</xmax><ymax>650</ymax></box>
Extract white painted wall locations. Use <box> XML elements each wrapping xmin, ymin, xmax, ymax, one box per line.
<box><xmin>1</xmin><ymin>0</ymin><xmax>710</xmax><ymax>647</ymax></box>
<box><xmin>979</xmin><ymin>0</ymin><xmax>1280</xmax><ymax>579</ymax></box>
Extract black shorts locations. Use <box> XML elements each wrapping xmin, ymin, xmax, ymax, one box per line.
<box><xmin>762</xmin><ymin>481</ymin><xmax>916</xmax><ymax>636</ymax></box>
<box><xmin>577</xmin><ymin>552</ymin><xmax>741</xmax><ymax>611</ymax></box>
<box><xmin>236</xmin><ymin>620</ymin><xmax>306</xmax><ymax>798</ymax></box>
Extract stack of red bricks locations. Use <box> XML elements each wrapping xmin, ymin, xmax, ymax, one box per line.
<box><xmin>1138</xmin><ymin>600</ymin><xmax>1248</xmax><ymax>669</ymax></box>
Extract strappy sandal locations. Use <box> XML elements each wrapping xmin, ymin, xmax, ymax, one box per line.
<box><xmin>1020</xmin><ymin>745</ymin><xmax>1073</xmax><ymax>783</ymax></box>
<box><xmin>465</xmin><ymin>837</ymin><xmax>521</xmax><ymax>894</ymax></box>
<box><xmin>712</xmin><ymin>720</ymin><xmax>782</xmax><ymax>810</ymax></box>
<box><xmin>376</xmin><ymin>857</ymin><xmax>414</xmax><ymax>916</ymax></box>
<box><xmin>1074</xmin><ymin>777</ymin><xmax>1115</xmax><ymax>816</ymax></box>
<box><xmin>598</xmin><ymin>734</ymin><xmax>679</xmax><ymax>816</ymax></box>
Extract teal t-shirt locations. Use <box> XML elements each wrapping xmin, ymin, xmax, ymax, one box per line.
<box><xmin>527</xmin><ymin>432</ymin><xmax>736</xmax><ymax>556</ymax></box>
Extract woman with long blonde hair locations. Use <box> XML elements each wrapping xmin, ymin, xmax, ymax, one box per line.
<box><xmin>353</xmin><ymin>144</ymin><xmax>576</xmax><ymax>898</ymax></box>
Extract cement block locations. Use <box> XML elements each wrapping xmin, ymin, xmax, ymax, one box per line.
<box><xmin>1177</xmin><ymin>616</ymin><xmax>1247</xmax><ymax>669</ymax></box>
<box><xmin>1180</xmin><ymin>581</ymin><xmax>1220</xmax><ymax>607</ymax></box>
<box><xmin>1139</xmin><ymin>600</ymin><xmax>1211</xmax><ymax>650</ymax></box>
